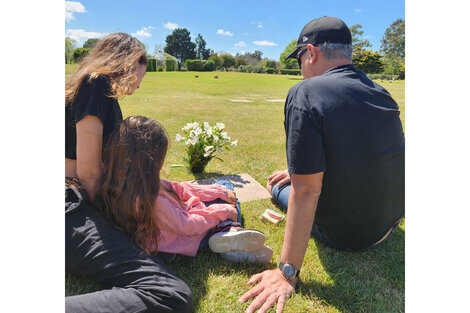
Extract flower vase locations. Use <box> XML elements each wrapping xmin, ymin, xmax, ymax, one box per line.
<box><xmin>188</xmin><ymin>153</ymin><xmax>211</xmax><ymax>173</ymax></box>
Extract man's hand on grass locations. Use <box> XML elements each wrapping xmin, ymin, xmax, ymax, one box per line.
<box><xmin>238</xmin><ymin>269</ymin><xmax>295</xmax><ymax>313</ymax></box>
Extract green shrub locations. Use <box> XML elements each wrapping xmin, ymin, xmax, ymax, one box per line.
<box><xmin>165</xmin><ymin>59</ymin><xmax>176</xmax><ymax>71</ymax></box>
<box><xmin>266</xmin><ymin>67</ymin><xmax>275</xmax><ymax>74</ymax></box>
<box><xmin>220</xmin><ymin>54</ymin><xmax>236</xmax><ymax>70</ymax></box>
<box><xmin>72</xmin><ymin>48</ymin><xmax>91</xmax><ymax>63</ymax></box>
<box><xmin>203</xmin><ymin>60</ymin><xmax>215</xmax><ymax>71</ymax></box>
<box><xmin>237</xmin><ymin>65</ymin><xmax>267</xmax><ymax>73</ymax></box>
<box><xmin>352</xmin><ymin>49</ymin><xmax>384</xmax><ymax>74</ymax></box>
<box><xmin>280</xmin><ymin>69</ymin><xmax>301</xmax><ymax>75</ymax></box>
<box><xmin>265</xmin><ymin>60</ymin><xmax>277</xmax><ymax>69</ymax></box>
<box><xmin>157</xmin><ymin>66</ymin><xmax>164</xmax><ymax>72</ymax></box>
<box><xmin>146</xmin><ymin>59</ymin><xmax>156</xmax><ymax>72</ymax></box>
<box><xmin>186</xmin><ymin>59</ymin><xmax>215</xmax><ymax>71</ymax></box>
<box><xmin>209</xmin><ymin>55</ymin><xmax>222</xmax><ymax>68</ymax></box>
<box><xmin>367</xmin><ymin>73</ymin><xmax>399</xmax><ymax>80</ymax></box>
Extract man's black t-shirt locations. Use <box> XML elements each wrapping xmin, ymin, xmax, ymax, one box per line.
<box><xmin>65</xmin><ymin>74</ymin><xmax>123</xmax><ymax>160</ymax></box>
<box><xmin>285</xmin><ymin>64</ymin><xmax>404</xmax><ymax>250</ymax></box>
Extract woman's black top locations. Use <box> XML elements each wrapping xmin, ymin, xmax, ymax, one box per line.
<box><xmin>65</xmin><ymin>74</ymin><xmax>123</xmax><ymax>160</ymax></box>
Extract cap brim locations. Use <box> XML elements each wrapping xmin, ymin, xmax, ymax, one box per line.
<box><xmin>284</xmin><ymin>46</ymin><xmax>302</xmax><ymax>60</ymax></box>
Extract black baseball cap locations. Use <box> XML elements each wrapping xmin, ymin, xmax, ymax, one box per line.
<box><xmin>285</xmin><ymin>16</ymin><xmax>352</xmax><ymax>60</ymax></box>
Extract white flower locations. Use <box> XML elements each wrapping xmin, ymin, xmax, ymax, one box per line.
<box><xmin>175</xmin><ymin>134</ymin><xmax>184</xmax><ymax>142</ymax></box>
<box><xmin>231</xmin><ymin>140</ymin><xmax>238</xmax><ymax>147</ymax></box>
<box><xmin>191</xmin><ymin>122</ymin><xmax>200</xmax><ymax>129</ymax></box>
<box><xmin>203</xmin><ymin>145</ymin><xmax>214</xmax><ymax>157</ymax></box>
<box><xmin>185</xmin><ymin>139</ymin><xmax>192</xmax><ymax>146</ymax></box>
<box><xmin>190</xmin><ymin>137</ymin><xmax>198</xmax><ymax>145</ymax></box>
<box><xmin>206</xmin><ymin>127</ymin><xmax>213</xmax><ymax>136</ymax></box>
<box><xmin>216</xmin><ymin>122</ymin><xmax>225</xmax><ymax>130</ymax></box>
<box><xmin>203</xmin><ymin>121</ymin><xmax>210</xmax><ymax>130</ymax></box>
<box><xmin>213</xmin><ymin>134</ymin><xmax>219</xmax><ymax>142</ymax></box>
<box><xmin>220</xmin><ymin>131</ymin><xmax>231</xmax><ymax>142</ymax></box>
<box><xmin>190</xmin><ymin>127</ymin><xmax>202</xmax><ymax>138</ymax></box>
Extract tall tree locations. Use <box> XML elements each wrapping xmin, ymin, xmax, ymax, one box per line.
<box><xmin>65</xmin><ymin>37</ymin><xmax>77</xmax><ymax>64</ymax></box>
<box><xmin>83</xmin><ymin>38</ymin><xmax>100</xmax><ymax>49</ymax></box>
<box><xmin>252</xmin><ymin>50</ymin><xmax>263</xmax><ymax>61</ymax></box>
<box><xmin>195</xmin><ymin>34</ymin><xmax>210</xmax><ymax>60</ymax></box>
<box><xmin>350</xmin><ymin>24</ymin><xmax>372</xmax><ymax>52</ymax></box>
<box><xmin>380</xmin><ymin>19</ymin><xmax>405</xmax><ymax>75</ymax></box>
<box><xmin>279</xmin><ymin>39</ymin><xmax>299</xmax><ymax>69</ymax></box>
<box><xmin>164</xmin><ymin>28</ymin><xmax>196</xmax><ymax>70</ymax></box>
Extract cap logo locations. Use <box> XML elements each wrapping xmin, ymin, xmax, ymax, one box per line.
<box><xmin>302</xmin><ymin>36</ymin><xmax>308</xmax><ymax>42</ymax></box>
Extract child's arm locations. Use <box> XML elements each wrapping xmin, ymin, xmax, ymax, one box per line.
<box><xmin>166</xmin><ymin>180</ymin><xmax>228</xmax><ymax>202</ymax></box>
<box><xmin>156</xmin><ymin>195</ymin><xmax>234</xmax><ymax>236</ymax></box>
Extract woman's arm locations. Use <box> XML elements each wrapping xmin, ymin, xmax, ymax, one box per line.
<box><xmin>76</xmin><ymin>115</ymin><xmax>103</xmax><ymax>201</ymax></box>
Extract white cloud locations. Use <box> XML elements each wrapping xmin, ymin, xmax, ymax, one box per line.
<box><xmin>164</xmin><ymin>22</ymin><xmax>178</xmax><ymax>30</ymax></box>
<box><xmin>253</xmin><ymin>40</ymin><xmax>277</xmax><ymax>46</ymax></box>
<box><xmin>132</xmin><ymin>26</ymin><xmax>155</xmax><ymax>38</ymax></box>
<box><xmin>217</xmin><ymin>29</ymin><xmax>233</xmax><ymax>36</ymax></box>
<box><xmin>235</xmin><ymin>41</ymin><xmax>247</xmax><ymax>47</ymax></box>
<box><xmin>354</xmin><ymin>9</ymin><xmax>362</xmax><ymax>13</ymax></box>
<box><xmin>65</xmin><ymin>29</ymin><xmax>107</xmax><ymax>42</ymax></box>
<box><xmin>65</xmin><ymin>1</ymin><xmax>86</xmax><ymax>22</ymax></box>
<box><xmin>257</xmin><ymin>23</ymin><xmax>263</xmax><ymax>29</ymax></box>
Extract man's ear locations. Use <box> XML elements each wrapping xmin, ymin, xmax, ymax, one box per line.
<box><xmin>307</xmin><ymin>44</ymin><xmax>318</xmax><ymax>64</ymax></box>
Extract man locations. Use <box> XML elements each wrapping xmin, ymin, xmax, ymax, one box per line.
<box><xmin>238</xmin><ymin>16</ymin><xmax>404</xmax><ymax>313</ymax></box>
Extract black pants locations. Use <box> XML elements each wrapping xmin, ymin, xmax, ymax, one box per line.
<box><xmin>65</xmin><ymin>186</ymin><xmax>193</xmax><ymax>313</ymax></box>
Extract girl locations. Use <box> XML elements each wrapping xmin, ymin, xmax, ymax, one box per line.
<box><xmin>65</xmin><ymin>32</ymin><xmax>147</xmax><ymax>201</ymax></box>
<box><xmin>96</xmin><ymin>115</ymin><xmax>273</xmax><ymax>263</ymax></box>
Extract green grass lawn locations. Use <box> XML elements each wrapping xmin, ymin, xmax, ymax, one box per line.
<box><xmin>65</xmin><ymin>65</ymin><xmax>405</xmax><ymax>313</ymax></box>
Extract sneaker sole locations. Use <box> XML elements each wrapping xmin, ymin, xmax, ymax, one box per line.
<box><xmin>220</xmin><ymin>245</ymin><xmax>273</xmax><ymax>264</ymax></box>
<box><xmin>208</xmin><ymin>229</ymin><xmax>266</xmax><ymax>253</ymax></box>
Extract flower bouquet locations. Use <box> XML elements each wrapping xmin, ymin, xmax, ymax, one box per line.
<box><xmin>175</xmin><ymin>122</ymin><xmax>238</xmax><ymax>173</ymax></box>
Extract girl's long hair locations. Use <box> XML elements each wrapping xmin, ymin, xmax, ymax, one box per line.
<box><xmin>65</xmin><ymin>32</ymin><xmax>147</xmax><ymax>105</ymax></box>
<box><xmin>96</xmin><ymin>116</ymin><xmax>169</xmax><ymax>253</ymax></box>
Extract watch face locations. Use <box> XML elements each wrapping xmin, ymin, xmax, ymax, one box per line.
<box><xmin>284</xmin><ymin>265</ymin><xmax>295</xmax><ymax>277</ymax></box>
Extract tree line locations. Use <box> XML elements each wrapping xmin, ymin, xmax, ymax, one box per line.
<box><xmin>65</xmin><ymin>18</ymin><xmax>404</xmax><ymax>78</ymax></box>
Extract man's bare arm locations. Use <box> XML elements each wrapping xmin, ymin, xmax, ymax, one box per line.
<box><xmin>239</xmin><ymin>172</ymin><xmax>323</xmax><ymax>313</ymax></box>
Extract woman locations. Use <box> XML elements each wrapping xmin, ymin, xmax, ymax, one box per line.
<box><xmin>65</xmin><ymin>32</ymin><xmax>147</xmax><ymax>200</ymax></box>
<box><xmin>65</xmin><ymin>33</ymin><xmax>192</xmax><ymax>313</ymax></box>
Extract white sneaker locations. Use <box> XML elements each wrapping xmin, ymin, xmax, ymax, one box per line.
<box><xmin>220</xmin><ymin>245</ymin><xmax>273</xmax><ymax>264</ymax></box>
<box><xmin>208</xmin><ymin>228</ymin><xmax>266</xmax><ymax>253</ymax></box>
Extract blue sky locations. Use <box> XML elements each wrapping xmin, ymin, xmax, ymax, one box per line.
<box><xmin>65</xmin><ymin>0</ymin><xmax>404</xmax><ymax>60</ymax></box>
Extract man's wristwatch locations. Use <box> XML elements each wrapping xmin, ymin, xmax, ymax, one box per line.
<box><xmin>279</xmin><ymin>262</ymin><xmax>300</xmax><ymax>280</ymax></box>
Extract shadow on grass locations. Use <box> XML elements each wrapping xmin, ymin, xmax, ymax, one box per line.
<box><xmin>297</xmin><ymin>226</ymin><xmax>405</xmax><ymax>312</ymax></box>
<box><xmin>268</xmin><ymin>197</ymin><xmax>404</xmax><ymax>312</ymax></box>
<box><xmin>191</xmin><ymin>171</ymin><xmax>224</xmax><ymax>181</ymax></box>
<box><xmin>160</xmin><ymin>250</ymin><xmax>274</xmax><ymax>311</ymax></box>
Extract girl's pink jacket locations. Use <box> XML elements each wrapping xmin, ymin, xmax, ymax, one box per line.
<box><xmin>147</xmin><ymin>180</ymin><xmax>234</xmax><ymax>257</ymax></box>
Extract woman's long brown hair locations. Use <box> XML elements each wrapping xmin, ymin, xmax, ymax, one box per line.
<box><xmin>65</xmin><ymin>32</ymin><xmax>147</xmax><ymax>105</ymax></box>
<box><xmin>95</xmin><ymin>116</ymin><xmax>169</xmax><ymax>253</ymax></box>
